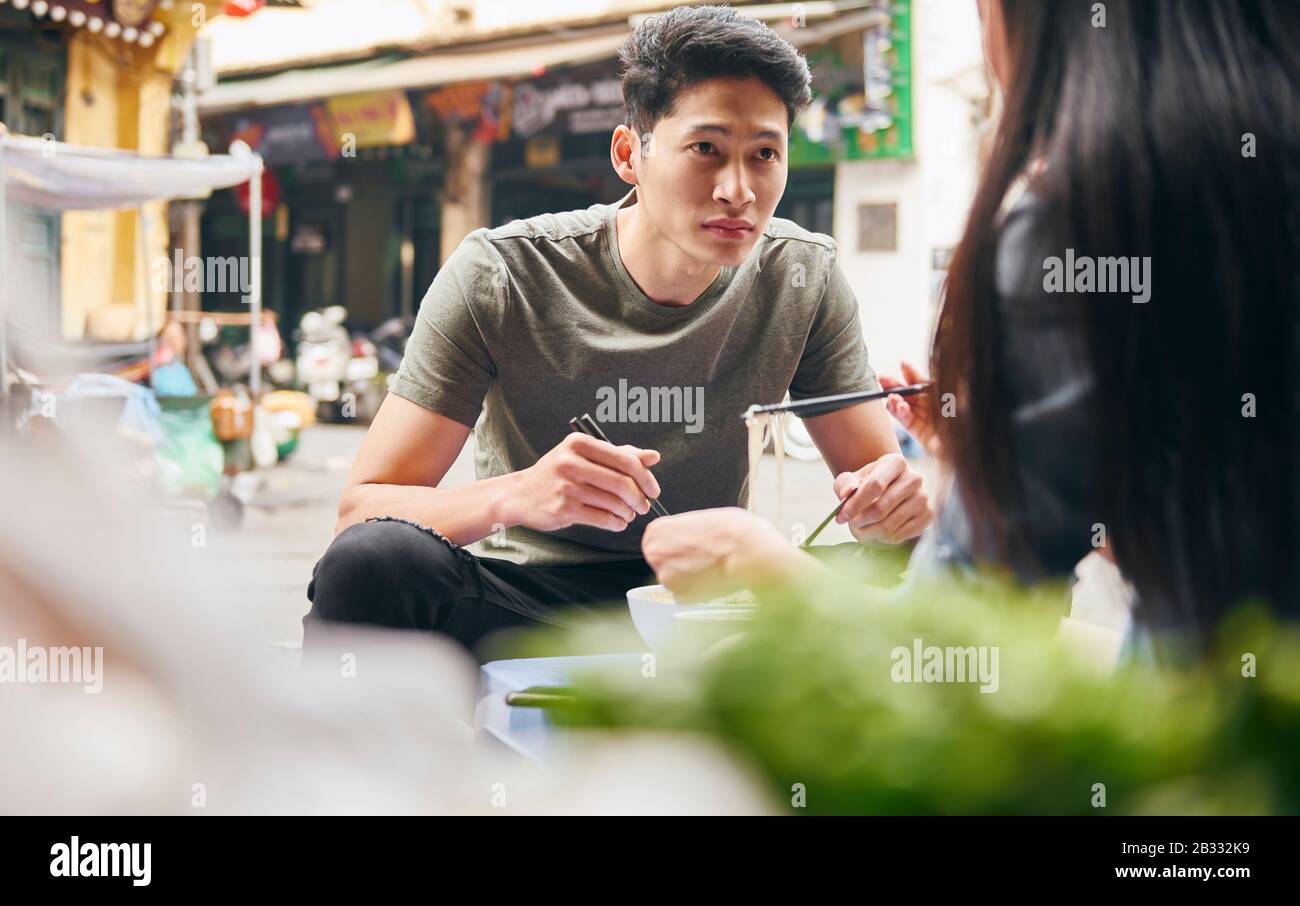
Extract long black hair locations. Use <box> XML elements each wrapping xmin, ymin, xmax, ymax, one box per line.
<box><xmin>935</xmin><ymin>0</ymin><xmax>1300</xmax><ymax>641</ymax></box>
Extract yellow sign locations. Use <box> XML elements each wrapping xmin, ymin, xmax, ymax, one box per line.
<box><xmin>325</xmin><ymin>91</ymin><xmax>416</xmax><ymax>149</ymax></box>
<box><xmin>524</xmin><ymin>135</ymin><xmax>561</xmax><ymax>169</ymax></box>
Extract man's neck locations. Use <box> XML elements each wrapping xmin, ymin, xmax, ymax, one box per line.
<box><xmin>616</xmin><ymin>201</ymin><xmax>722</xmax><ymax>308</ymax></box>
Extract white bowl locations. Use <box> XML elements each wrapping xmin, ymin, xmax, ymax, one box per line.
<box><xmin>673</xmin><ymin>607</ymin><xmax>756</xmax><ymax>651</ymax></box>
<box><xmin>626</xmin><ymin>584</ymin><xmax>755</xmax><ymax>650</ymax></box>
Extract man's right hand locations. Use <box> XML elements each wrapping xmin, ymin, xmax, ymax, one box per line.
<box><xmin>503</xmin><ymin>433</ymin><xmax>662</xmax><ymax>533</ymax></box>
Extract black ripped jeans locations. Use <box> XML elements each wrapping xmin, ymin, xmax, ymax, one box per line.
<box><xmin>304</xmin><ymin>517</ymin><xmax>656</xmax><ymax>660</ymax></box>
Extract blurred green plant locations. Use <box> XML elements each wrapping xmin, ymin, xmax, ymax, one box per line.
<box><xmin>515</xmin><ymin>558</ymin><xmax>1300</xmax><ymax>815</ymax></box>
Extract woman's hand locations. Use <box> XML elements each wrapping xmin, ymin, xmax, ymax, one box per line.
<box><xmin>641</xmin><ymin>507</ymin><xmax>814</xmax><ymax>598</ymax></box>
<box><xmin>880</xmin><ymin>360</ymin><xmax>942</xmax><ymax>457</ymax></box>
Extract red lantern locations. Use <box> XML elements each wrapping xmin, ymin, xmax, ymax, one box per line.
<box><xmin>235</xmin><ymin>168</ymin><xmax>280</xmax><ymax>219</ymax></box>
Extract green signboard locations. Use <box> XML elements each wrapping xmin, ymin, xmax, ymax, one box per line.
<box><xmin>790</xmin><ymin>0</ymin><xmax>913</xmax><ymax>166</ymax></box>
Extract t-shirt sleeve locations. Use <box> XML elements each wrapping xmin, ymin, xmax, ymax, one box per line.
<box><xmin>788</xmin><ymin>253</ymin><xmax>879</xmax><ymax>400</ymax></box>
<box><xmin>390</xmin><ymin>230</ymin><xmax>502</xmax><ymax>428</ymax></box>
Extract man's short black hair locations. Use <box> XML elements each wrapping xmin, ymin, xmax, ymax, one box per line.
<box><xmin>619</xmin><ymin>4</ymin><xmax>813</xmax><ymax>138</ymax></box>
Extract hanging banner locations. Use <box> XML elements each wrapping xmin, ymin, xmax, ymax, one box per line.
<box><xmin>325</xmin><ymin>90</ymin><xmax>417</xmax><ymax>150</ymax></box>
<box><xmin>509</xmin><ymin>65</ymin><xmax>624</xmax><ymax>139</ymax></box>
<box><xmin>425</xmin><ymin>81</ymin><xmax>489</xmax><ymax>121</ymax></box>
<box><xmin>423</xmin><ymin>81</ymin><xmax>512</xmax><ymax>144</ymax></box>
<box><xmin>228</xmin><ymin>104</ymin><xmax>338</xmax><ymax>166</ymax></box>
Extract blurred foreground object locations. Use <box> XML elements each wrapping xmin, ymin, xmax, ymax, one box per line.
<box><xmin>534</xmin><ymin>566</ymin><xmax>1300</xmax><ymax>815</ymax></box>
<box><xmin>0</xmin><ymin>429</ymin><xmax>772</xmax><ymax>814</ymax></box>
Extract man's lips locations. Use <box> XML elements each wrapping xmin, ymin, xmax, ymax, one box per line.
<box><xmin>703</xmin><ymin>219</ymin><xmax>755</xmax><ymax>240</ymax></box>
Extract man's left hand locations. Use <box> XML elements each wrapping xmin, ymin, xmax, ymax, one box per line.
<box><xmin>831</xmin><ymin>453</ymin><xmax>933</xmax><ymax>544</ymax></box>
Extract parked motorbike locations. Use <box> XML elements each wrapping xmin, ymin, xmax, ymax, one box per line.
<box><xmin>365</xmin><ymin>314</ymin><xmax>415</xmax><ymax>392</ymax></box>
<box><xmin>367</xmin><ymin>316</ymin><xmax>413</xmax><ymax>368</ymax></box>
<box><xmin>295</xmin><ymin>306</ymin><xmax>383</xmax><ymax>423</ymax></box>
<box><xmin>198</xmin><ymin>316</ymin><xmax>295</xmax><ymax>390</ymax></box>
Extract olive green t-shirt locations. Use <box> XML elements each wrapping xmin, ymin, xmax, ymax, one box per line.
<box><xmin>392</xmin><ymin>188</ymin><xmax>878</xmax><ymax>565</ymax></box>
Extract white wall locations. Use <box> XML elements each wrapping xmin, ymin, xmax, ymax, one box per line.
<box><xmin>832</xmin><ymin>0</ymin><xmax>987</xmax><ymax>376</ymax></box>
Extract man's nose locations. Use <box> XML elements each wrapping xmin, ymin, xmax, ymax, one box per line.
<box><xmin>714</xmin><ymin>162</ymin><xmax>756</xmax><ymax>208</ymax></box>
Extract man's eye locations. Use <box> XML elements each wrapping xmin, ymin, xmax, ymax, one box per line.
<box><xmin>757</xmin><ymin>147</ymin><xmax>780</xmax><ymax>161</ymax></box>
<box><xmin>691</xmin><ymin>142</ymin><xmax>716</xmax><ymax>155</ymax></box>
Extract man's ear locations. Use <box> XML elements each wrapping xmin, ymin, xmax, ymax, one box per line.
<box><xmin>610</xmin><ymin>124</ymin><xmax>641</xmax><ymax>187</ymax></box>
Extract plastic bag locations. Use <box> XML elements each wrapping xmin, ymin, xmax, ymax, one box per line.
<box><xmin>151</xmin><ymin>361</ymin><xmax>199</xmax><ymax>397</ymax></box>
<box><xmin>155</xmin><ymin>398</ymin><xmax>224</xmax><ymax>499</ymax></box>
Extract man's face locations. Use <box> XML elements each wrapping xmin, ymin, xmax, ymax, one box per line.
<box><xmin>630</xmin><ymin>76</ymin><xmax>789</xmax><ymax>268</ymax></box>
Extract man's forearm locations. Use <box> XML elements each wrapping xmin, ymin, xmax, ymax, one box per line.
<box><xmin>336</xmin><ymin>472</ymin><xmax>519</xmax><ymax>544</ymax></box>
<box><xmin>803</xmin><ymin>400</ymin><xmax>901</xmax><ymax>477</ymax></box>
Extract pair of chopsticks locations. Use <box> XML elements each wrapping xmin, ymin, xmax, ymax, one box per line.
<box><xmin>568</xmin><ymin>412</ymin><xmax>671</xmax><ymax>518</ymax></box>
<box><xmin>802</xmin><ymin>500</ymin><xmax>846</xmax><ymax>549</ymax></box>
<box><xmin>753</xmin><ymin>382</ymin><xmax>932</xmax><ymax>548</ymax></box>
<box><xmin>740</xmin><ymin>382</ymin><xmax>931</xmax><ymax>421</ymax></box>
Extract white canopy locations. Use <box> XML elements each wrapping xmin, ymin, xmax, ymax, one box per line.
<box><xmin>0</xmin><ymin>132</ymin><xmax>263</xmax><ymax>211</ymax></box>
<box><xmin>0</xmin><ymin>131</ymin><xmax>265</xmax><ymax>400</ymax></box>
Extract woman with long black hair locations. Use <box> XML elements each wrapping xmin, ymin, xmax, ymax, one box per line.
<box><xmin>642</xmin><ymin>0</ymin><xmax>1300</xmax><ymax>655</ymax></box>
<box><xmin>918</xmin><ymin>0</ymin><xmax>1300</xmax><ymax>650</ymax></box>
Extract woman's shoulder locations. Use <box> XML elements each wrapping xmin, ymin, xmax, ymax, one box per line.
<box><xmin>991</xmin><ymin>186</ymin><xmax>1082</xmax><ymax>325</ymax></box>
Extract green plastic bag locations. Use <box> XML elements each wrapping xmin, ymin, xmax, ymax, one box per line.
<box><xmin>155</xmin><ymin>396</ymin><xmax>224</xmax><ymax>499</ymax></box>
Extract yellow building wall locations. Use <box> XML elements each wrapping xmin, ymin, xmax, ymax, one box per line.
<box><xmin>59</xmin><ymin>3</ymin><xmax>223</xmax><ymax>341</ymax></box>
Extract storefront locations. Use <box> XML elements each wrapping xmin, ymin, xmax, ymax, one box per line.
<box><xmin>486</xmin><ymin>61</ymin><xmax>626</xmax><ymax>225</ymax></box>
<box><xmin>195</xmin><ymin>1</ymin><xmax>912</xmax><ymax>339</ymax></box>
<box><xmin>484</xmin><ymin>4</ymin><xmax>913</xmax><ymax>237</ymax></box>
<box><xmin>2</xmin><ymin>2</ymin><xmax>225</xmax><ymax>342</ymax></box>
<box><xmin>0</xmin><ymin>8</ymin><xmax>68</xmax><ymax>337</ymax></box>
<box><xmin>202</xmin><ymin>86</ymin><xmax>454</xmax><ymax>332</ymax></box>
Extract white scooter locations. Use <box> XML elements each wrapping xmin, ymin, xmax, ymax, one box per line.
<box><xmin>295</xmin><ymin>306</ymin><xmax>382</xmax><ymax>422</ymax></box>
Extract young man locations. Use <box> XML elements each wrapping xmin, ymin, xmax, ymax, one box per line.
<box><xmin>304</xmin><ymin>5</ymin><xmax>932</xmax><ymax>656</ymax></box>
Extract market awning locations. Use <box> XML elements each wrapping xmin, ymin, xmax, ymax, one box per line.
<box><xmin>198</xmin><ymin>29</ymin><xmax>630</xmax><ymax>115</ymax></box>
<box><xmin>0</xmin><ymin>132</ymin><xmax>263</xmax><ymax>211</ymax></box>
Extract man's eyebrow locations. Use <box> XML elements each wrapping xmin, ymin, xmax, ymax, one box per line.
<box><xmin>684</xmin><ymin>123</ymin><xmax>785</xmax><ymax>142</ymax></box>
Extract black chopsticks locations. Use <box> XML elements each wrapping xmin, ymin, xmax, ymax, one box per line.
<box><xmin>742</xmin><ymin>382</ymin><xmax>933</xmax><ymax>547</ymax></box>
<box><xmin>568</xmin><ymin>412</ymin><xmax>671</xmax><ymax>518</ymax></box>
<box><xmin>802</xmin><ymin>498</ymin><xmax>846</xmax><ymax>549</ymax></box>
<box><xmin>740</xmin><ymin>382</ymin><xmax>932</xmax><ymax>421</ymax></box>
